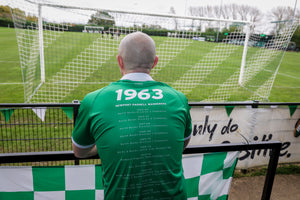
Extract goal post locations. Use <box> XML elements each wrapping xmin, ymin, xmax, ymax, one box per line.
<box><xmin>38</xmin><ymin>4</ymin><xmax>45</xmax><ymax>83</ymax></box>
<box><xmin>9</xmin><ymin>0</ymin><xmax>299</xmax><ymax>103</ymax></box>
<box><xmin>238</xmin><ymin>24</ymin><xmax>250</xmax><ymax>86</ymax></box>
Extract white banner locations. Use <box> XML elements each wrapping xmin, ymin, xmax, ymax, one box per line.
<box><xmin>189</xmin><ymin>106</ymin><xmax>300</xmax><ymax>168</ymax></box>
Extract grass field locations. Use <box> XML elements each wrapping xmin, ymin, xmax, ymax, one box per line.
<box><xmin>0</xmin><ymin>27</ymin><xmax>299</xmax><ymax>103</ymax></box>
<box><xmin>0</xmin><ymin>27</ymin><xmax>300</xmax><ymax>176</ymax></box>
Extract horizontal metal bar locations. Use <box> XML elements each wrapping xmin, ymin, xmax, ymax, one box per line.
<box><xmin>183</xmin><ymin>141</ymin><xmax>282</xmax><ymax>154</ymax></box>
<box><xmin>0</xmin><ymin>102</ymin><xmax>299</xmax><ymax>109</ymax></box>
<box><xmin>0</xmin><ymin>151</ymin><xmax>75</xmax><ymax>163</ymax></box>
<box><xmin>188</xmin><ymin>102</ymin><xmax>300</xmax><ymax>106</ymax></box>
<box><xmin>0</xmin><ymin>141</ymin><xmax>281</xmax><ymax>164</ymax></box>
<box><xmin>0</xmin><ymin>103</ymin><xmax>76</xmax><ymax>108</ymax></box>
<box><xmin>0</xmin><ymin>151</ymin><xmax>99</xmax><ymax>164</ymax></box>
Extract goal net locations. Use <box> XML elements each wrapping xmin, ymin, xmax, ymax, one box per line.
<box><xmin>9</xmin><ymin>0</ymin><xmax>299</xmax><ymax>103</ymax></box>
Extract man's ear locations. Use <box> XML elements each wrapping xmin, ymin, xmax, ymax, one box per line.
<box><xmin>151</xmin><ymin>56</ymin><xmax>159</xmax><ymax>69</ymax></box>
<box><xmin>117</xmin><ymin>55</ymin><xmax>125</xmax><ymax>74</ymax></box>
<box><xmin>117</xmin><ymin>55</ymin><xmax>124</xmax><ymax>69</ymax></box>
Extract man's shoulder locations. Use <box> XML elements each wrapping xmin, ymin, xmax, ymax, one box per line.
<box><xmin>158</xmin><ymin>82</ymin><xmax>187</xmax><ymax>97</ymax></box>
<box><xmin>86</xmin><ymin>83</ymin><xmax>119</xmax><ymax>97</ymax></box>
<box><xmin>84</xmin><ymin>88</ymin><xmax>104</xmax><ymax>100</ymax></box>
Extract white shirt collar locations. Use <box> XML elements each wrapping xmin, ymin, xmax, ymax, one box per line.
<box><xmin>120</xmin><ymin>73</ymin><xmax>154</xmax><ymax>81</ymax></box>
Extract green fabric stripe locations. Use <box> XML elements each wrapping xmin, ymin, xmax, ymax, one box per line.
<box><xmin>223</xmin><ymin>158</ymin><xmax>238</xmax><ymax>179</ymax></box>
<box><xmin>32</xmin><ymin>166</ymin><xmax>65</xmax><ymax>191</ymax></box>
<box><xmin>185</xmin><ymin>176</ymin><xmax>200</xmax><ymax>198</ymax></box>
<box><xmin>65</xmin><ymin>190</ymin><xmax>95</xmax><ymax>200</ymax></box>
<box><xmin>216</xmin><ymin>194</ymin><xmax>229</xmax><ymax>200</ymax></box>
<box><xmin>198</xmin><ymin>194</ymin><xmax>229</xmax><ymax>200</ymax></box>
<box><xmin>95</xmin><ymin>165</ymin><xmax>103</xmax><ymax>190</ymax></box>
<box><xmin>201</xmin><ymin>152</ymin><xmax>227</xmax><ymax>175</ymax></box>
<box><xmin>198</xmin><ymin>194</ymin><xmax>211</xmax><ymax>200</ymax></box>
<box><xmin>0</xmin><ymin>191</ymin><xmax>34</xmax><ymax>200</ymax></box>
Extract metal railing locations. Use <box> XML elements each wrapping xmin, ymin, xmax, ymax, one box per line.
<box><xmin>0</xmin><ymin>141</ymin><xmax>282</xmax><ymax>200</ymax></box>
<box><xmin>0</xmin><ymin>102</ymin><xmax>289</xmax><ymax>199</ymax></box>
<box><xmin>0</xmin><ymin>101</ymin><xmax>297</xmax><ymax>155</ymax></box>
<box><xmin>0</xmin><ymin>102</ymin><xmax>80</xmax><ymax>154</ymax></box>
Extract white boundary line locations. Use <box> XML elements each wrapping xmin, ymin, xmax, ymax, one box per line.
<box><xmin>0</xmin><ymin>83</ymin><xmax>23</xmax><ymax>85</ymax></box>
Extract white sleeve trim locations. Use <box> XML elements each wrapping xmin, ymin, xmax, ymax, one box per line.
<box><xmin>184</xmin><ymin>133</ymin><xmax>192</xmax><ymax>141</ymax></box>
<box><xmin>71</xmin><ymin>137</ymin><xmax>95</xmax><ymax>149</ymax></box>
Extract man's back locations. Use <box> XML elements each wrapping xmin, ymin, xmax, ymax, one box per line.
<box><xmin>72</xmin><ymin>32</ymin><xmax>192</xmax><ymax>199</ymax></box>
<box><xmin>72</xmin><ymin>78</ymin><xmax>191</xmax><ymax>199</ymax></box>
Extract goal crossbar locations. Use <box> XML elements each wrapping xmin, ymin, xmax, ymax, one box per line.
<box><xmin>24</xmin><ymin>0</ymin><xmax>251</xmax><ymax>25</ymax></box>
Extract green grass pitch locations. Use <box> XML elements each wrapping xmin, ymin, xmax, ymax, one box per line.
<box><xmin>0</xmin><ymin>27</ymin><xmax>299</xmax><ymax>103</ymax></box>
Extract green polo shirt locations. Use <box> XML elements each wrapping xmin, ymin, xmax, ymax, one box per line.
<box><xmin>72</xmin><ymin>73</ymin><xmax>192</xmax><ymax>200</ymax></box>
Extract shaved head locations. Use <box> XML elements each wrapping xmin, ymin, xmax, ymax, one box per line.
<box><xmin>118</xmin><ymin>32</ymin><xmax>157</xmax><ymax>73</ymax></box>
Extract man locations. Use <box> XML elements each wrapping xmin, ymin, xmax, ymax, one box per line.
<box><xmin>72</xmin><ymin>32</ymin><xmax>192</xmax><ymax>199</ymax></box>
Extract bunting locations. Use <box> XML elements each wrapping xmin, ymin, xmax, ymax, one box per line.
<box><xmin>61</xmin><ymin>107</ymin><xmax>74</xmax><ymax>120</ymax></box>
<box><xmin>0</xmin><ymin>109</ymin><xmax>14</xmax><ymax>122</ymax></box>
<box><xmin>32</xmin><ymin>107</ymin><xmax>47</xmax><ymax>122</ymax></box>
<box><xmin>225</xmin><ymin>106</ymin><xmax>235</xmax><ymax>117</ymax></box>
<box><xmin>289</xmin><ymin>105</ymin><xmax>298</xmax><ymax>117</ymax></box>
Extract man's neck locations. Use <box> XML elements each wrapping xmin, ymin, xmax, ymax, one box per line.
<box><xmin>121</xmin><ymin>73</ymin><xmax>154</xmax><ymax>81</ymax></box>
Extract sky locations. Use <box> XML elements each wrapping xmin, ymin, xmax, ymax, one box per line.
<box><xmin>3</xmin><ymin>0</ymin><xmax>299</xmax><ymax>15</ymax></box>
<box><xmin>2</xmin><ymin>0</ymin><xmax>299</xmax><ymax>27</ymax></box>
<box><xmin>91</xmin><ymin>0</ymin><xmax>299</xmax><ymax>15</ymax></box>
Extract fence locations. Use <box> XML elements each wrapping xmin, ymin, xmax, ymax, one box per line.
<box><xmin>0</xmin><ymin>102</ymin><xmax>80</xmax><ymax>165</ymax></box>
<box><xmin>0</xmin><ymin>101</ymin><xmax>292</xmax><ymax>199</ymax></box>
<box><xmin>0</xmin><ymin>141</ymin><xmax>282</xmax><ymax>200</ymax></box>
<box><xmin>0</xmin><ymin>101</ymin><xmax>299</xmax><ymax>165</ymax></box>
<box><xmin>0</xmin><ymin>102</ymin><xmax>79</xmax><ymax>152</ymax></box>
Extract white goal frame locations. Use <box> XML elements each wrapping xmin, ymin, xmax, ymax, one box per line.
<box><xmin>28</xmin><ymin>0</ymin><xmax>253</xmax><ymax>91</ymax></box>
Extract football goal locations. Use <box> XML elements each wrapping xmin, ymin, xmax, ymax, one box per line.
<box><xmin>9</xmin><ymin>0</ymin><xmax>299</xmax><ymax>103</ymax></box>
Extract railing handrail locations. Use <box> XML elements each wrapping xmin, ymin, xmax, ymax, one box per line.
<box><xmin>0</xmin><ymin>141</ymin><xmax>281</xmax><ymax>162</ymax></box>
<box><xmin>0</xmin><ymin>102</ymin><xmax>299</xmax><ymax>108</ymax></box>
<box><xmin>0</xmin><ymin>103</ymin><xmax>76</xmax><ymax>108</ymax></box>
<box><xmin>0</xmin><ymin>141</ymin><xmax>282</xmax><ymax>200</ymax></box>
<box><xmin>183</xmin><ymin>141</ymin><xmax>282</xmax><ymax>153</ymax></box>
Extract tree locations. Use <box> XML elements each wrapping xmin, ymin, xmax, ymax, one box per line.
<box><xmin>237</xmin><ymin>5</ymin><xmax>251</xmax><ymax>21</ymax></box>
<box><xmin>188</xmin><ymin>6</ymin><xmax>205</xmax><ymax>17</ymax></box>
<box><xmin>0</xmin><ymin>5</ymin><xmax>12</xmax><ymax>19</ymax></box>
<box><xmin>188</xmin><ymin>4</ymin><xmax>264</xmax><ymax>33</ymax></box>
<box><xmin>268</xmin><ymin>6</ymin><xmax>298</xmax><ymax>34</ymax></box>
<box><xmin>188</xmin><ymin>6</ymin><xmax>206</xmax><ymax>31</ymax></box>
<box><xmin>88</xmin><ymin>11</ymin><xmax>115</xmax><ymax>26</ymax></box>
<box><xmin>169</xmin><ymin>6</ymin><xmax>178</xmax><ymax>30</ymax></box>
<box><xmin>220</xmin><ymin>4</ymin><xmax>231</xmax><ymax>20</ymax></box>
<box><xmin>269</xmin><ymin>6</ymin><xmax>289</xmax><ymax>22</ymax></box>
<box><xmin>249</xmin><ymin>7</ymin><xmax>262</xmax><ymax>23</ymax></box>
<box><xmin>295</xmin><ymin>8</ymin><xmax>300</xmax><ymax>20</ymax></box>
<box><xmin>228</xmin><ymin>4</ymin><xmax>238</xmax><ymax>20</ymax></box>
<box><xmin>248</xmin><ymin>7</ymin><xmax>263</xmax><ymax>32</ymax></box>
<box><xmin>26</xmin><ymin>15</ymin><xmax>38</xmax><ymax>22</ymax></box>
